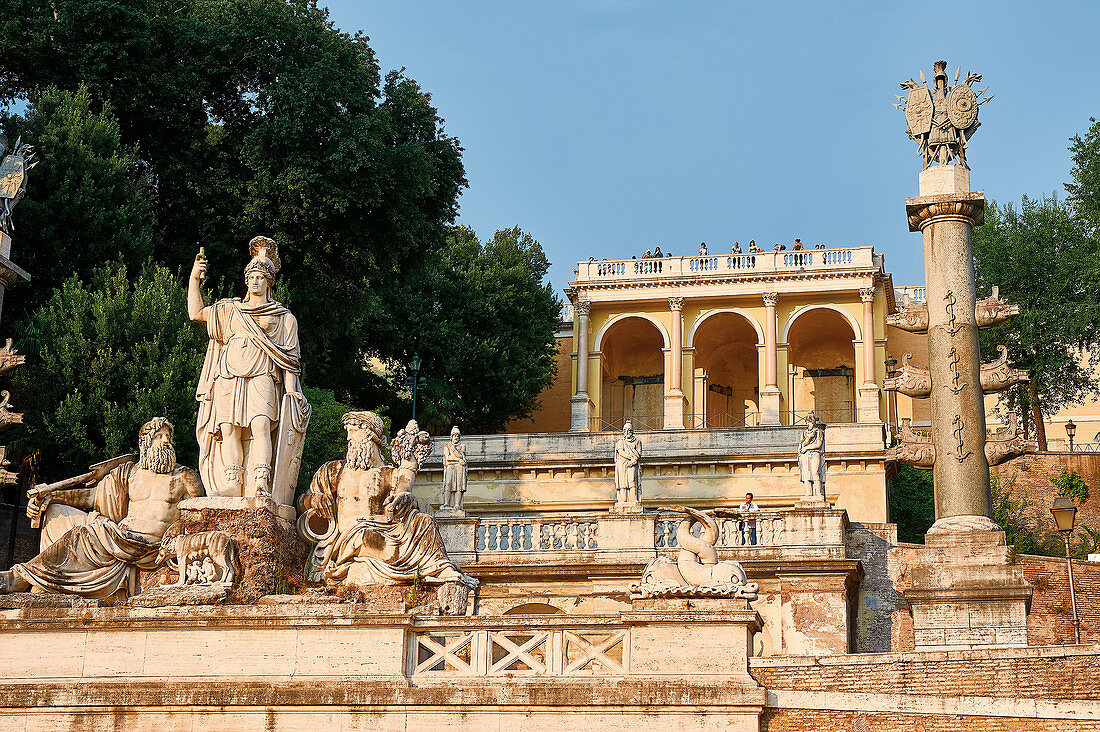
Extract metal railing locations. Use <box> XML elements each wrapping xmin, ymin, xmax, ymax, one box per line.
<box><xmin>589</xmin><ymin>414</ymin><xmax>663</xmax><ymax>432</ymax></box>
<box><xmin>685</xmin><ymin>412</ymin><xmax>761</xmax><ymax>429</ymax></box>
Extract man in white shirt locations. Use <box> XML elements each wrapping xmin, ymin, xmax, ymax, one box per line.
<box><xmin>738</xmin><ymin>492</ymin><xmax>760</xmax><ymax>545</ymax></box>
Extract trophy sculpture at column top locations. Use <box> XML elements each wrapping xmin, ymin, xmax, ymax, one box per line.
<box><xmin>894</xmin><ymin>60</ymin><xmax>993</xmax><ymax>170</ymax></box>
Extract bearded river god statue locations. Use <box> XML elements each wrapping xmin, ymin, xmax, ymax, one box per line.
<box><xmin>0</xmin><ymin>418</ymin><xmax>205</xmax><ymax>600</ymax></box>
<box><xmin>188</xmin><ymin>236</ymin><xmax>311</xmax><ymax>506</ymax></box>
<box><xmin>298</xmin><ymin>411</ymin><xmax>477</xmax><ymax>590</ymax></box>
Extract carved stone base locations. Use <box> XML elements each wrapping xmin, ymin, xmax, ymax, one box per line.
<box><xmin>918</xmin><ymin>164</ymin><xmax>970</xmax><ymax>196</ymax></box>
<box><xmin>663</xmin><ymin>391</ymin><xmax>687</xmax><ymax>429</ymax></box>
<box><xmin>904</xmin><ymin>526</ymin><xmax>1032</xmax><ymax>650</ymax></box>
<box><xmin>570</xmin><ymin>394</ymin><xmax>593</xmax><ymax>432</ymax></box>
<box><xmin>142</xmin><ymin>496</ymin><xmax>307</xmax><ymax>603</ymax></box>
<box><xmin>858</xmin><ymin>384</ymin><xmax>881</xmax><ymax>423</ymax></box>
<box><xmin>128</xmin><ymin>583</ymin><xmax>229</xmax><ymax>608</ymax></box>
<box><xmin>434</xmin><ymin>507</ymin><xmax>468</xmax><ymax>519</ymax></box>
<box><xmin>0</xmin><ymin>592</ymin><xmax>100</xmax><ymax>610</ymax></box>
<box><xmin>610</xmin><ymin>501</ymin><xmax>644</xmax><ymax>515</ymax></box>
<box><xmin>794</xmin><ymin>498</ymin><xmax>831</xmax><ymax>509</ymax></box>
<box><xmin>437</xmin><ymin>581</ymin><xmax>474</xmax><ymax>616</ymax></box>
<box><xmin>759</xmin><ymin>386</ymin><xmax>781</xmax><ymax>426</ymax></box>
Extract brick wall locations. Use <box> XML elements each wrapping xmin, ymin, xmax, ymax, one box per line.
<box><xmin>753</xmin><ymin>646</ymin><xmax>1100</xmax><ymax>729</ymax></box>
<box><xmin>994</xmin><ymin>452</ymin><xmax>1100</xmax><ymax>534</ymax></box>
<box><xmin>503</xmin><ymin>334</ymin><xmax>573</xmax><ymax>434</ymax></box>
<box><xmin>1021</xmin><ymin>554</ymin><xmax>1100</xmax><ymax>645</ymax></box>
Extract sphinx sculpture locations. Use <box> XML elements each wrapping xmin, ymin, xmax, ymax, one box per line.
<box><xmin>188</xmin><ymin>236</ymin><xmax>311</xmax><ymax>505</ymax></box>
<box><xmin>633</xmin><ymin>507</ymin><xmax>758</xmax><ymax>599</ymax></box>
<box><xmin>298</xmin><ymin>411</ymin><xmax>476</xmax><ymax>589</ymax></box>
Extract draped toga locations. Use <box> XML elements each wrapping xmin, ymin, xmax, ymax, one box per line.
<box><xmin>195</xmin><ymin>298</ymin><xmax>301</xmax><ymax>490</ymax></box>
<box><xmin>307</xmin><ymin>460</ymin><xmax>465</xmax><ymax>586</ymax></box>
<box><xmin>13</xmin><ymin>464</ymin><xmax>161</xmax><ymax>600</ymax></box>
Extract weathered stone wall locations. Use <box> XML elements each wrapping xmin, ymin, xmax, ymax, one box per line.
<box><xmin>753</xmin><ymin>645</ymin><xmax>1100</xmax><ymax>729</ymax></box>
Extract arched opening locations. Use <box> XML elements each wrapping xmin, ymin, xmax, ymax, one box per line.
<box><xmin>599</xmin><ymin>317</ymin><xmax>665</xmax><ymax>431</ymax></box>
<box><xmin>692</xmin><ymin>312</ymin><xmax>760</xmax><ymax>427</ymax></box>
<box><xmin>787</xmin><ymin>308</ymin><xmax>857</xmax><ymax>424</ymax></box>
<box><xmin>503</xmin><ymin>602</ymin><xmax>564</xmax><ymax>615</ymax></box>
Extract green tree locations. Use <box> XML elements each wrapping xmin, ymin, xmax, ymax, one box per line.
<box><xmin>12</xmin><ymin>263</ymin><xmax>205</xmax><ymax>480</ymax></box>
<box><xmin>1</xmin><ymin>85</ymin><xmax>155</xmax><ymax>320</ymax></box>
<box><xmin>888</xmin><ymin>464</ymin><xmax>935</xmax><ymax>543</ymax></box>
<box><xmin>972</xmin><ymin>195</ymin><xmax>1100</xmax><ymax>450</ymax></box>
<box><xmin>395</xmin><ymin>226</ymin><xmax>562</xmax><ymax>434</ymax></box>
<box><xmin>1067</xmin><ymin>117</ymin><xmax>1100</xmax><ymax>235</ymax></box>
<box><xmin>0</xmin><ymin>0</ymin><xmax>467</xmax><ymax>405</ymax></box>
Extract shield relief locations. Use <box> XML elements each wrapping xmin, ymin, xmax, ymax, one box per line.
<box><xmin>905</xmin><ymin>87</ymin><xmax>933</xmax><ymax>137</ymax></box>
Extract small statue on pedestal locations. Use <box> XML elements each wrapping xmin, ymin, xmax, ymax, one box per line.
<box><xmin>442</xmin><ymin>426</ymin><xmax>467</xmax><ymax>512</ymax></box>
<box><xmin>613</xmin><ymin>421</ymin><xmax>643</xmax><ymax>512</ymax></box>
<box><xmin>797</xmin><ymin>412</ymin><xmax>827</xmax><ymax>502</ymax></box>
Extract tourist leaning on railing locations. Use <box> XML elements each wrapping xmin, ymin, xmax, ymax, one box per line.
<box><xmin>738</xmin><ymin>492</ymin><xmax>760</xmax><ymax>545</ymax></box>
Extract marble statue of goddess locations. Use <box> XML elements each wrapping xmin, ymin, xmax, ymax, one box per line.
<box><xmin>188</xmin><ymin>236</ymin><xmax>309</xmax><ymax>500</ymax></box>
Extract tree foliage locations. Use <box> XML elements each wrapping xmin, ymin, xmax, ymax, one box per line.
<box><xmin>0</xmin><ymin>0</ymin><xmax>467</xmax><ymax>403</ymax></box>
<box><xmin>1067</xmin><ymin>117</ymin><xmax>1100</xmax><ymax>235</ymax></box>
<box><xmin>888</xmin><ymin>464</ymin><xmax>935</xmax><ymax>544</ymax></box>
<box><xmin>12</xmin><ymin>263</ymin><xmax>206</xmax><ymax>480</ymax></box>
<box><xmin>1</xmin><ymin>85</ymin><xmax>155</xmax><ymax>320</ymax></box>
<box><xmin>973</xmin><ymin>195</ymin><xmax>1100</xmax><ymax>449</ymax></box>
<box><xmin>396</xmin><ymin>226</ymin><xmax>562</xmax><ymax>434</ymax></box>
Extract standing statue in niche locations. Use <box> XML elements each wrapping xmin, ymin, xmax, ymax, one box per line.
<box><xmin>188</xmin><ymin>236</ymin><xmax>311</xmax><ymax>504</ymax></box>
<box><xmin>613</xmin><ymin>421</ymin><xmax>643</xmax><ymax>509</ymax></box>
<box><xmin>298</xmin><ymin>411</ymin><xmax>475</xmax><ymax>589</ymax></box>
<box><xmin>797</xmin><ymin>412</ymin><xmax>827</xmax><ymax>501</ymax></box>
<box><xmin>442</xmin><ymin>426</ymin><xmax>468</xmax><ymax>511</ymax></box>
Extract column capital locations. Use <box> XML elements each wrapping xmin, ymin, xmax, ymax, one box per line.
<box><xmin>905</xmin><ymin>191</ymin><xmax>985</xmax><ymax>232</ymax></box>
<box><xmin>575</xmin><ymin>300</ymin><xmax>592</xmax><ymax>317</ymax></box>
<box><xmin>668</xmin><ymin>296</ymin><xmax>684</xmax><ymax>312</ymax></box>
<box><xmin>762</xmin><ymin>292</ymin><xmax>778</xmax><ymax>308</ymax></box>
<box><xmin>859</xmin><ymin>287</ymin><xmax>876</xmax><ymax>303</ymax></box>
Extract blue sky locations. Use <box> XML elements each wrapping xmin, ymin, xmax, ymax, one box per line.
<box><xmin>325</xmin><ymin>1</ymin><xmax>1098</xmax><ymax>292</ymax></box>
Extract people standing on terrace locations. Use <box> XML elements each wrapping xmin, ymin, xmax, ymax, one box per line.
<box><xmin>732</xmin><ymin>241</ymin><xmax>742</xmax><ymax>253</ymax></box>
<box><xmin>698</xmin><ymin>242</ymin><xmax>708</xmax><ymax>256</ymax></box>
<box><xmin>653</xmin><ymin>246</ymin><xmax>663</xmax><ymax>257</ymax></box>
<box><xmin>748</xmin><ymin>240</ymin><xmax>759</xmax><ymax>252</ymax></box>
<box><xmin>793</xmin><ymin>239</ymin><xmax>804</xmax><ymax>250</ymax></box>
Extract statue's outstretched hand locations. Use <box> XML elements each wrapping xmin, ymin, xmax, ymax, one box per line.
<box><xmin>26</xmin><ymin>495</ymin><xmax>47</xmax><ymax>524</ymax></box>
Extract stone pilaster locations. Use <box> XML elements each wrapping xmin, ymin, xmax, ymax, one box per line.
<box><xmin>664</xmin><ymin>296</ymin><xmax>686</xmax><ymax>429</ymax></box>
<box><xmin>906</xmin><ymin>188</ymin><xmax>990</xmax><ymax>522</ymax></box>
<box><xmin>857</xmin><ymin>286</ymin><xmax>880</xmax><ymax>423</ymax></box>
<box><xmin>570</xmin><ymin>300</ymin><xmax>593</xmax><ymax>432</ymax></box>
<box><xmin>760</xmin><ymin>292</ymin><xmax>781</xmax><ymax>425</ymax></box>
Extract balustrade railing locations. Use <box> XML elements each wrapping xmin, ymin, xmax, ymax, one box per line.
<box><xmin>477</xmin><ymin>516</ymin><xmax>599</xmax><ymax>551</ymax></box>
<box><xmin>408</xmin><ymin>627</ymin><xmax>629</xmax><ymax>676</ymax></box>
<box><xmin>576</xmin><ymin>247</ymin><xmax>872</xmax><ymax>283</ymax></box>
<box><xmin>653</xmin><ymin>512</ymin><xmax>783</xmax><ymax>548</ymax></box>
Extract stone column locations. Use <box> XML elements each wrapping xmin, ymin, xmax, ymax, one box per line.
<box><xmin>760</xmin><ymin>292</ymin><xmax>781</xmax><ymax>425</ymax></box>
<box><xmin>570</xmin><ymin>300</ymin><xmax>594</xmax><ymax>432</ymax></box>
<box><xmin>663</xmin><ymin>297</ymin><xmax>687</xmax><ymax>429</ymax></box>
<box><xmin>906</xmin><ymin>188</ymin><xmax>990</xmax><ymax>521</ymax></box>
<box><xmin>857</xmin><ymin>287</ymin><xmax>881</xmax><ymax>423</ymax></box>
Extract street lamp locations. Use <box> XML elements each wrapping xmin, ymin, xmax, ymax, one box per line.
<box><xmin>406</xmin><ymin>353</ymin><xmax>427</xmax><ymax>421</ymax></box>
<box><xmin>885</xmin><ymin>355</ymin><xmax>899</xmax><ymax>442</ymax></box>
<box><xmin>1066</xmin><ymin>419</ymin><xmax>1077</xmax><ymax>453</ymax></box>
<box><xmin>1050</xmin><ymin>496</ymin><xmax>1081</xmax><ymax>644</ymax></box>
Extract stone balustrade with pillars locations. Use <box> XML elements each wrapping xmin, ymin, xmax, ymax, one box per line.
<box><xmin>577</xmin><ymin>247</ymin><xmax>877</xmax><ymax>283</ymax></box>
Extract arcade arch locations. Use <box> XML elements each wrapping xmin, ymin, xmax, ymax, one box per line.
<box><xmin>691</xmin><ymin>312</ymin><xmax>761</xmax><ymax>427</ymax></box>
<box><xmin>786</xmin><ymin>308</ymin><xmax>857</xmax><ymax>424</ymax></box>
<box><xmin>598</xmin><ymin>316</ymin><xmax>665</xmax><ymax>431</ymax></box>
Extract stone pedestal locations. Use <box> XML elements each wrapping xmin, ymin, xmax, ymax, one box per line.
<box><xmin>857</xmin><ymin>383</ymin><xmax>880</xmax><ymax>423</ymax></box>
<box><xmin>434</xmin><ymin>507</ymin><xmax>468</xmax><ymax>519</ymax></box>
<box><xmin>663</xmin><ymin>390</ymin><xmax>687</xmax><ymax>429</ymax></box>
<box><xmin>596</xmin><ymin>511</ymin><xmax>656</xmax><ymax>564</ymax></box>
<box><xmin>434</xmin><ymin>515</ymin><xmax>479</xmax><ymax>566</ymax></box>
<box><xmin>152</xmin><ymin>496</ymin><xmax>306</xmax><ymax>603</ymax></box>
<box><xmin>569</xmin><ymin>394</ymin><xmax>592</xmax><ymax>432</ymax></box>
<box><xmin>610</xmin><ymin>501</ymin><xmax>644</xmax><ymax>515</ymax></box>
<box><xmin>918</xmin><ymin>164</ymin><xmax>970</xmax><ymax>195</ymax></box>
<box><xmin>760</xmin><ymin>385</ymin><xmax>782</xmax><ymax>426</ymax></box>
<box><xmin>903</xmin><ymin>527</ymin><xmax>1032</xmax><ymax>650</ymax></box>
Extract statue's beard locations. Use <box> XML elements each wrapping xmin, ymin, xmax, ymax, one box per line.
<box><xmin>347</xmin><ymin>438</ymin><xmax>380</xmax><ymax>471</ymax></box>
<box><xmin>140</xmin><ymin>443</ymin><xmax>177</xmax><ymax>474</ymax></box>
